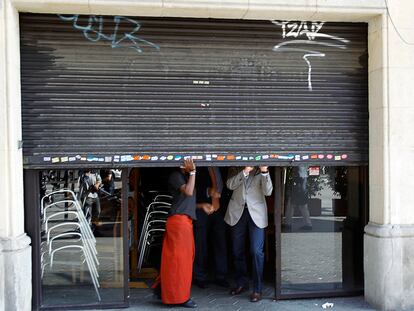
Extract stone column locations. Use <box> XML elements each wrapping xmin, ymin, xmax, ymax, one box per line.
<box><xmin>365</xmin><ymin>3</ymin><xmax>414</xmax><ymax>310</ymax></box>
<box><xmin>0</xmin><ymin>1</ymin><xmax>32</xmax><ymax>310</ymax></box>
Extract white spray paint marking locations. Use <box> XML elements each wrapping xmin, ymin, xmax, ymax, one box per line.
<box><xmin>272</xmin><ymin>21</ymin><xmax>325</xmax><ymax>40</ymax></box>
<box><xmin>303</xmin><ymin>53</ymin><xmax>325</xmax><ymax>91</ymax></box>
<box><xmin>271</xmin><ymin>21</ymin><xmax>350</xmax><ymax>91</ymax></box>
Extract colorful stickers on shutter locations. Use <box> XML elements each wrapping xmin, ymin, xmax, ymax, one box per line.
<box><xmin>40</xmin><ymin>153</ymin><xmax>349</xmax><ymax>164</ymax></box>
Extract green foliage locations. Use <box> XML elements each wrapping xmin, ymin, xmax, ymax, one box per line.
<box><xmin>286</xmin><ymin>166</ymin><xmax>324</xmax><ymax>197</ymax></box>
<box><xmin>326</xmin><ymin>167</ymin><xmax>348</xmax><ymax>199</ymax></box>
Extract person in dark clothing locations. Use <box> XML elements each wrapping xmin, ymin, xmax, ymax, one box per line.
<box><xmin>100</xmin><ymin>169</ymin><xmax>115</xmax><ymax>195</ymax></box>
<box><xmin>155</xmin><ymin>159</ymin><xmax>213</xmax><ymax>308</ymax></box>
<box><xmin>284</xmin><ymin>166</ymin><xmax>312</xmax><ymax>231</ymax></box>
<box><xmin>193</xmin><ymin>167</ymin><xmax>229</xmax><ymax>289</ymax></box>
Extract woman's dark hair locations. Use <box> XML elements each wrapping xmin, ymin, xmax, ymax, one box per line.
<box><xmin>100</xmin><ymin>169</ymin><xmax>112</xmax><ymax>178</ymax></box>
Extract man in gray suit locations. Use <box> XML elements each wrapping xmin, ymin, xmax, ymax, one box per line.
<box><xmin>225</xmin><ymin>166</ymin><xmax>273</xmax><ymax>302</ymax></box>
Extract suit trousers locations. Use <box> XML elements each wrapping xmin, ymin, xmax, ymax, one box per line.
<box><xmin>231</xmin><ymin>208</ymin><xmax>265</xmax><ymax>293</ymax></box>
<box><xmin>193</xmin><ymin>208</ymin><xmax>228</xmax><ymax>282</ymax></box>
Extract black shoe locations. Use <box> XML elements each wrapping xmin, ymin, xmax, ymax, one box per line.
<box><xmin>181</xmin><ymin>299</ymin><xmax>197</xmax><ymax>308</ymax></box>
<box><xmin>230</xmin><ymin>285</ymin><xmax>248</xmax><ymax>295</ymax></box>
<box><xmin>193</xmin><ymin>279</ymin><xmax>208</xmax><ymax>289</ymax></box>
<box><xmin>250</xmin><ymin>292</ymin><xmax>262</xmax><ymax>302</ymax></box>
<box><xmin>214</xmin><ymin>278</ymin><xmax>230</xmax><ymax>288</ymax></box>
<box><xmin>282</xmin><ymin>224</ymin><xmax>292</xmax><ymax>232</ymax></box>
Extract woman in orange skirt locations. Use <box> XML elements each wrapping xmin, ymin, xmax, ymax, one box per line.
<box><xmin>156</xmin><ymin>159</ymin><xmax>213</xmax><ymax>308</ymax></box>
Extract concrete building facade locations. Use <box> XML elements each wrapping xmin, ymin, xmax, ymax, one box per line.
<box><xmin>1</xmin><ymin>0</ymin><xmax>414</xmax><ymax>310</ymax></box>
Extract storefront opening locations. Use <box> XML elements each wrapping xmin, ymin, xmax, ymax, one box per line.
<box><xmin>24</xmin><ymin>165</ymin><xmax>368</xmax><ymax>309</ymax></box>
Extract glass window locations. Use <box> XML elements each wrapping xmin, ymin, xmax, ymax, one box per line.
<box><xmin>280</xmin><ymin>166</ymin><xmax>367</xmax><ymax>295</ymax></box>
<box><xmin>39</xmin><ymin>169</ymin><xmax>125</xmax><ymax>306</ymax></box>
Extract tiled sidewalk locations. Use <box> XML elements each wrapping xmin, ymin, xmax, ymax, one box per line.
<box><xmin>105</xmin><ymin>285</ymin><xmax>376</xmax><ymax>311</ymax></box>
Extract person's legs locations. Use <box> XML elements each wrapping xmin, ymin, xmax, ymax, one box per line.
<box><xmin>83</xmin><ymin>197</ymin><xmax>92</xmax><ymax>218</ymax></box>
<box><xmin>211</xmin><ymin>211</ymin><xmax>228</xmax><ymax>284</ymax></box>
<box><xmin>299</xmin><ymin>176</ymin><xmax>312</xmax><ymax>228</ymax></box>
<box><xmin>193</xmin><ymin>209</ymin><xmax>209</xmax><ymax>285</ymax></box>
<box><xmin>230</xmin><ymin>209</ymin><xmax>249</xmax><ymax>289</ymax></box>
<box><xmin>89</xmin><ymin>197</ymin><xmax>101</xmax><ymax>234</ymax></box>
<box><xmin>91</xmin><ymin>197</ymin><xmax>101</xmax><ymax>221</ymax></box>
<box><xmin>248</xmin><ymin>214</ymin><xmax>265</xmax><ymax>294</ymax></box>
<box><xmin>298</xmin><ymin>203</ymin><xmax>312</xmax><ymax>227</ymax></box>
<box><xmin>284</xmin><ymin>197</ymin><xmax>294</xmax><ymax>227</ymax></box>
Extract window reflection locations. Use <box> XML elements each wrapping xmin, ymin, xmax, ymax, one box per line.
<box><xmin>39</xmin><ymin>169</ymin><xmax>124</xmax><ymax>306</ymax></box>
<box><xmin>281</xmin><ymin>166</ymin><xmax>365</xmax><ymax>294</ymax></box>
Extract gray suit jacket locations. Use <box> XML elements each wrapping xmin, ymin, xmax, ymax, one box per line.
<box><xmin>224</xmin><ymin>168</ymin><xmax>273</xmax><ymax>229</ymax></box>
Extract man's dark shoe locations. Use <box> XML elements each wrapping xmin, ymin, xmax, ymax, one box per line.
<box><xmin>181</xmin><ymin>299</ymin><xmax>197</xmax><ymax>308</ymax></box>
<box><xmin>250</xmin><ymin>292</ymin><xmax>262</xmax><ymax>302</ymax></box>
<box><xmin>230</xmin><ymin>285</ymin><xmax>248</xmax><ymax>295</ymax></box>
<box><xmin>214</xmin><ymin>278</ymin><xmax>230</xmax><ymax>288</ymax></box>
<box><xmin>193</xmin><ymin>279</ymin><xmax>208</xmax><ymax>289</ymax></box>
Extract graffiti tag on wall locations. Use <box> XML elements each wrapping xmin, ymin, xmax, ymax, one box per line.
<box><xmin>271</xmin><ymin>21</ymin><xmax>349</xmax><ymax>91</ymax></box>
<box><xmin>58</xmin><ymin>14</ymin><xmax>160</xmax><ymax>53</ymax></box>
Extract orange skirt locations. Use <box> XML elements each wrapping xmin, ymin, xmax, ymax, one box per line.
<box><xmin>160</xmin><ymin>214</ymin><xmax>195</xmax><ymax>304</ymax></box>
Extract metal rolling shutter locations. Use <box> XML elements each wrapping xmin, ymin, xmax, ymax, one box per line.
<box><xmin>20</xmin><ymin>14</ymin><xmax>368</xmax><ymax>168</ymax></box>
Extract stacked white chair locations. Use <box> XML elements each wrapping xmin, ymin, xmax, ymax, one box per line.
<box><xmin>40</xmin><ymin>189</ymin><xmax>101</xmax><ymax>301</ymax></box>
<box><xmin>153</xmin><ymin>194</ymin><xmax>173</xmax><ymax>203</ymax></box>
<box><xmin>137</xmin><ymin>193</ymin><xmax>172</xmax><ymax>272</ymax></box>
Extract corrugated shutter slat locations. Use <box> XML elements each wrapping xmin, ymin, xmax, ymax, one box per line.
<box><xmin>20</xmin><ymin>14</ymin><xmax>368</xmax><ymax>168</ymax></box>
